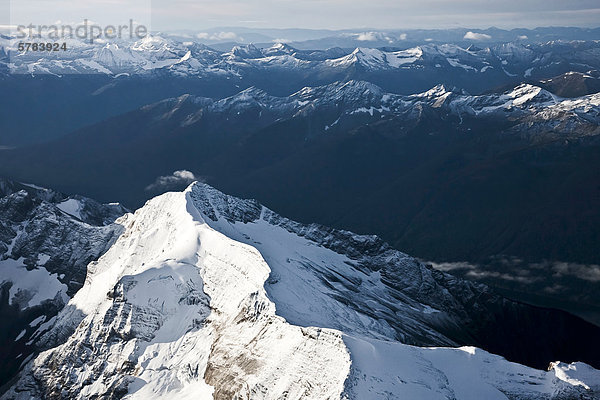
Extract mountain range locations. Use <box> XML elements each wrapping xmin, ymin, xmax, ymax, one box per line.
<box><xmin>1</xmin><ymin>29</ymin><xmax>599</xmax><ymax>398</ymax></box>
<box><xmin>2</xmin><ymin>76</ymin><xmax>599</xmax><ymax>324</ymax></box>
<box><xmin>2</xmin><ymin>36</ymin><xmax>600</xmax><ymax>146</ymax></box>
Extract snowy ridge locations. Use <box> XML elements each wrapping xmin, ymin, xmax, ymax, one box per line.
<box><xmin>4</xmin><ymin>182</ymin><xmax>599</xmax><ymax>399</ymax></box>
<box><xmin>141</xmin><ymin>80</ymin><xmax>600</xmax><ymax>141</ymax></box>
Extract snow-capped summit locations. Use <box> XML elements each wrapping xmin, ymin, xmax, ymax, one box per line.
<box><xmin>227</xmin><ymin>43</ymin><xmax>264</xmax><ymax>59</ymax></box>
<box><xmin>131</xmin><ymin>35</ymin><xmax>178</xmax><ymax>54</ymax></box>
<box><xmin>293</xmin><ymin>80</ymin><xmax>385</xmax><ymax>106</ymax></box>
<box><xmin>325</xmin><ymin>46</ymin><xmax>424</xmax><ymax>70</ymax></box>
<box><xmin>415</xmin><ymin>83</ymin><xmax>454</xmax><ymax>99</ymax></box>
<box><xmin>504</xmin><ymin>84</ymin><xmax>557</xmax><ymax>106</ymax></box>
<box><xmin>491</xmin><ymin>42</ymin><xmax>535</xmax><ymax>61</ymax></box>
<box><xmin>93</xmin><ymin>43</ymin><xmax>145</xmax><ymax>68</ymax></box>
<box><xmin>3</xmin><ymin>182</ymin><xmax>599</xmax><ymax>399</ymax></box>
<box><xmin>263</xmin><ymin>42</ymin><xmax>297</xmax><ymax>56</ymax></box>
<box><xmin>226</xmin><ymin>85</ymin><xmax>270</xmax><ymax>101</ymax></box>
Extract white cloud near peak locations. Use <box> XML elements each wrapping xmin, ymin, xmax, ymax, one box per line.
<box><xmin>145</xmin><ymin>170</ymin><xmax>199</xmax><ymax>191</ymax></box>
<box><xmin>464</xmin><ymin>31</ymin><xmax>492</xmax><ymax>40</ymax></box>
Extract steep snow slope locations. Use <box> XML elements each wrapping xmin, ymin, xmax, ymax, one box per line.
<box><xmin>4</xmin><ymin>186</ymin><xmax>350</xmax><ymax>399</ymax></box>
<box><xmin>343</xmin><ymin>338</ymin><xmax>598</xmax><ymax>400</ymax></box>
<box><xmin>187</xmin><ymin>183</ymin><xmax>600</xmax><ymax>399</ymax></box>
<box><xmin>4</xmin><ymin>183</ymin><xmax>599</xmax><ymax>399</ymax></box>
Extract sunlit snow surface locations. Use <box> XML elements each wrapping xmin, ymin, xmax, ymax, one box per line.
<box><xmin>188</xmin><ymin>183</ymin><xmax>600</xmax><ymax>399</ymax></box>
<box><xmin>56</xmin><ymin>199</ymin><xmax>84</xmax><ymax>220</ymax></box>
<box><xmin>0</xmin><ymin>258</ymin><xmax>68</xmax><ymax>310</ymax></box>
<box><xmin>4</xmin><ymin>183</ymin><xmax>599</xmax><ymax>399</ymax></box>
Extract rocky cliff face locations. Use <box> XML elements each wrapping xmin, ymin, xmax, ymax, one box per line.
<box><xmin>0</xmin><ymin>179</ymin><xmax>125</xmax><ymax>385</ymax></box>
<box><xmin>2</xmin><ymin>182</ymin><xmax>599</xmax><ymax>399</ymax></box>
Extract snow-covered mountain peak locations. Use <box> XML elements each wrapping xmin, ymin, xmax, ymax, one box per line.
<box><xmin>418</xmin><ymin>83</ymin><xmax>454</xmax><ymax>98</ymax></box>
<box><xmin>324</xmin><ymin>47</ymin><xmax>382</xmax><ymax>69</ymax></box>
<box><xmin>505</xmin><ymin>83</ymin><xmax>556</xmax><ymax>105</ymax></box>
<box><xmin>3</xmin><ymin>182</ymin><xmax>600</xmax><ymax>399</ymax></box>
<box><xmin>409</xmin><ymin>84</ymin><xmax>457</xmax><ymax>109</ymax></box>
<box><xmin>333</xmin><ymin>79</ymin><xmax>384</xmax><ymax>96</ymax></box>
<box><xmin>264</xmin><ymin>42</ymin><xmax>297</xmax><ymax>56</ymax></box>
<box><xmin>93</xmin><ymin>43</ymin><xmax>143</xmax><ymax>67</ymax></box>
<box><xmin>324</xmin><ymin>45</ymin><xmax>429</xmax><ymax>71</ymax></box>
<box><xmin>6</xmin><ymin>183</ymin><xmax>351</xmax><ymax>399</ymax></box>
<box><xmin>214</xmin><ymin>86</ymin><xmax>276</xmax><ymax>111</ymax></box>
<box><xmin>188</xmin><ymin>182</ymin><xmax>261</xmax><ymax>223</ymax></box>
<box><xmin>391</xmin><ymin>45</ymin><xmax>424</xmax><ymax>59</ymax></box>
<box><xmin>228</xmin><ymin>43</ymin><xmax>263</xmax><ymax>59</ymax></box>
<box><xmin>293</xmin><ymin>80</ymin><xmax>385</xmax><ymax>107</ymax></box>
<box><xmin>131</xmin><ymin>35</ymin><xmax>177</xmax><ymax>53</ymax></box>
<box><xmin>233</xmin><ymin>85</ymin><xmax>270</xmax><ymax>99</ymax></box>
<box><xmin>507</xmin><ymin>84</ymin><xmax>549</xmax><ymax>104</ymax></box>
<box><xmin>431</xmin><ymin>43</ymin><xmax>474</xmax><ymax>56</ymax></box>
<box><xmin>351</xmin><ymin>47</ymin><xmax>380</xmax><ymax>57</ymax></box>
<box><xmin>491</xmin><ymin>42</ymin><xmax>535</xmax><ymax>59</ymax></box>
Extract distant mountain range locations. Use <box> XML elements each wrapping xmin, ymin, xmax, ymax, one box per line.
<box><xmin>2</xmin><ymin>36</ymin><xmax>600</xmax><ymax>146</ymax></box>
<box><xmin>4</xmin><ymin>35</ymin><xmax>600</xmax><ymax>83</ymax></box>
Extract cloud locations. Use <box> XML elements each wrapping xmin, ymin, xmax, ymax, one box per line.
<box><xmin>11</xmin><ymin>0</ymin><xmax>600</xmax><ymax>32</ymax></box>
<box><xmin>550</xmin><ymin>262</ymin><xmax>600</xmax><ymax>282</ymax></box>
<box><xmin>464</xmin><ymin>269</ymin><xmax>538</xmax><ymax>284</ymax></box>
<box><xmin>517</xmin><ymin>35</ymin><xmax>528</xmax><ymax>39</ymax></box>
<box><xmin>196</xmin><ymin>31</ymin><xmax>239</xmax><ymax>41</ymax></box>
<box><xmin>355</xmin><ymin>31</ymin><xmax>394</xmax><ymax>43</ymax></box>
<box><xmin>427</xmin><ymin>261</ymin><xmax>475</xmax><ymax>272</ymax></box>
<box><xmin>543</xmin><ymin>283</ymin><xmax>565</xmax><ymax>294</ymax></box>
<box><xmin>463</xmin><ymin>31</ymin><xmax>492</xmax><ymax>40</ymax></box>
<box><xmin>430</xmin><ymin>258</ymin><xmax>600</xmax><ymax>284</ymax></box>
<box><xmin>398</xmin><ymin>33</ymin><xmax>407</xmax><ymax>40</ymax></box>
<box><xmin>145</xmin><ymin>170</ymin><xmax>199</xmax><ymax>191</ymax></box>
<box><xmin>428</xmin><ymin>261</ymin><xmax>539</xmax><ymax>283</ymax></box>
<box><xmin>356</xmin><ymin>32</ymin><xmax>378</xmax><ymax>41</ymax></box>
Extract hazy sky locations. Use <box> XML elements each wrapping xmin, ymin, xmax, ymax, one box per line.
<box><xmin>6</xmin><ymin>0</ymin><xmax>600</xmax><ymax>30</ymax></box>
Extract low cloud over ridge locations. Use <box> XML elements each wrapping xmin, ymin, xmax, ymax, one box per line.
<box><xmin>464</xmin><ymin>31</ymin><xmax>492</xmax><ymax>40</ymax></box>
<box><xmin>145</xmin><ymin>170</ymin><xmax>199</xmax><ymax>191</ymax></box>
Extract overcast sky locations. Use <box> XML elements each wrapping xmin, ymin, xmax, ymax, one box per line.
<box><xmin>6</xmin><ymin>0</ymin><xmax>600</xmax><ymax>30</ymax></box>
